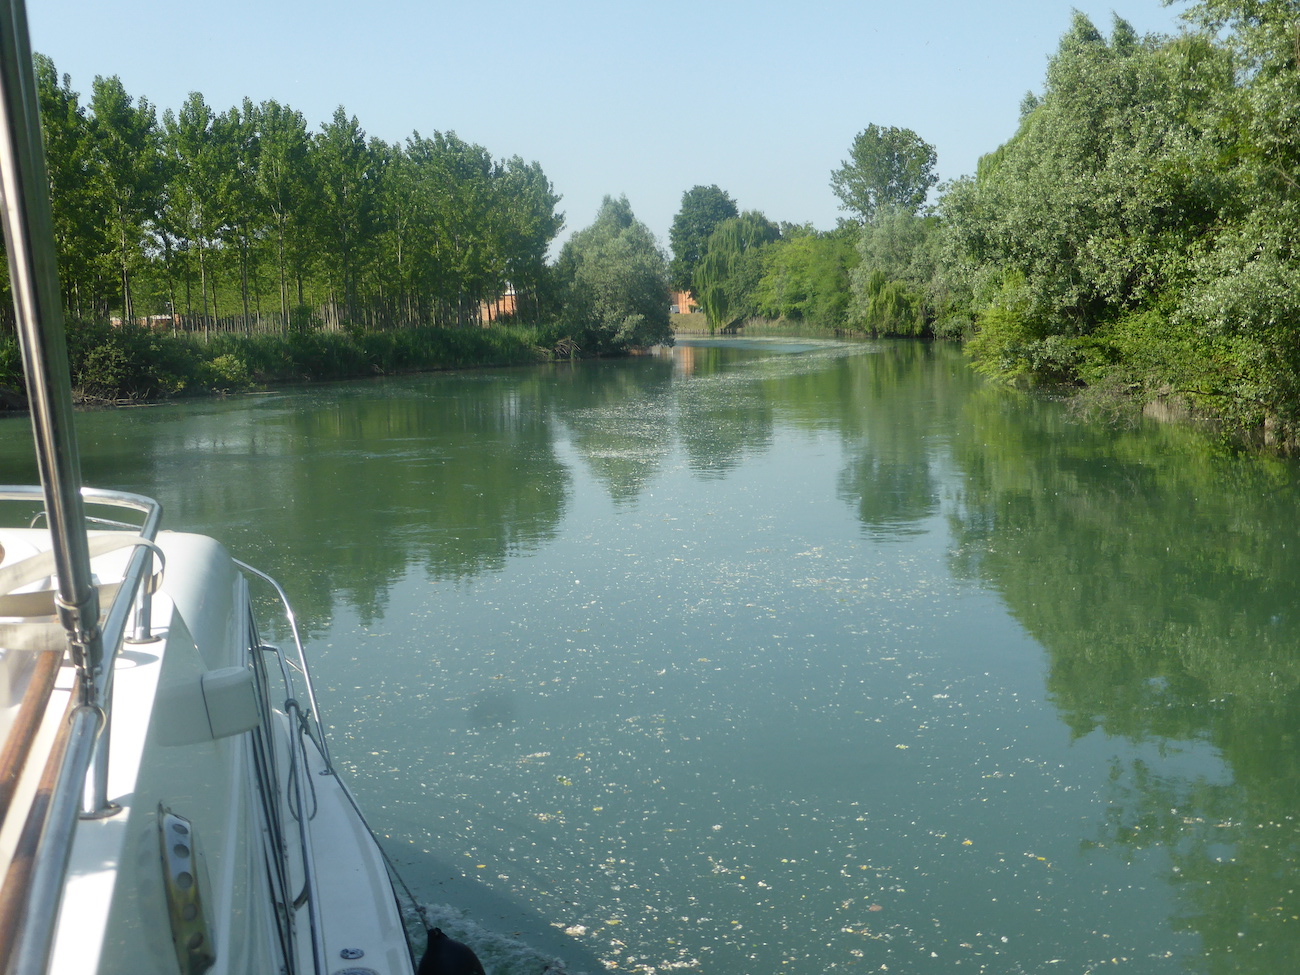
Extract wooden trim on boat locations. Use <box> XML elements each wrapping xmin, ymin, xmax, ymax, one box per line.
<box><xmin>0</xmin><ymin>651</ymin><xmax>62</xmax><ymax>823</ymax></box>
<box><xmin>0</xmin><ymin>684</ymin><xmax>76</xmax><ymax>965</ymax></box>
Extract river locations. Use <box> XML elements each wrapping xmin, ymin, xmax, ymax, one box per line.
<box><xmin>2</xmin><ymin>336</ymin><xmax>1298</xmax><ymax>973</ymax></box>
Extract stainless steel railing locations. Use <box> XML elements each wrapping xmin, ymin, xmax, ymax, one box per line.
<box><xmin>237</xmin><ymin>560</ymin><xmax>333</xmax><ymax>975</ymax></box>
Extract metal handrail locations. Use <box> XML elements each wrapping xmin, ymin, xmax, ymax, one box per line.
<box><xmin>1</xmin><ymin>487</ymin><xmax>162</xmax><ymax>818</ymax></box>
<box><xmin>0</xmin><ymin>0</ymin><xmax>100</xmax><ymax>706</ymax></box>
<box><xmin>240</xmin><ymin>562</ymin><xmax>334</xmax><ymax>975</ymax></box>
<box><xmin>235</xmin><ymin>560</ymin><xmax>333</xmax><ymax>773</ymax></box>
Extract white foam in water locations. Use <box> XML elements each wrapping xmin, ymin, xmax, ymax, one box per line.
<box><xmin>414</xmin><ymin>904</ymin><xmax>581</xmax><ymax>975</ymax></box>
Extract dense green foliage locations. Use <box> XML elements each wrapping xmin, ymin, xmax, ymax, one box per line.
<box><xmin>22</xmin><ymin>2</ymin><xmax>1300</xmax><ymax>444</ymax></box>
<box><xmin>0</xmin><ymin>57</ymin><xmax>686</xmax><ymax>402</ymax></box>
<box><xmin>852</xmin><ymin>208</ymin><xmax>955</xmax><ymax>337</ymax></box>
<box><xmin>941</xmin><ymin>7</ymin><xmax>1300</xmax><ymax>445</ymax></box>
<box><xmin>15</xmin><ymin>56</ymin><xmax>565</xmax><ymax>334</ymax></box>
<box><xmin>753</xmin><ymin>226</ymin><xmax>857</xmax><ymax>330</ymax></box>
<box><xmin>681</xmin><ymin>124</ymin><xmax>947</xmax><ymax>337</ymax></box>
<box><xmin>554</xmin><ymin>196</ymin><xmax>672</xmax><ymax>353</ymax></box>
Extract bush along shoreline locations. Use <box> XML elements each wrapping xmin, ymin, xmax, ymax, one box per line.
<box><xmin>0</xmin><ymin>319</ymin><xmax>637</xmax><ymax>407</ymax></box>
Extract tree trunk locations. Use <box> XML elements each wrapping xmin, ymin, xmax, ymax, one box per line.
<box><xmin>198</xmin><ymin>239</ymin><xmax>210</xmax><ymax>340</ymax></box>
<box><xmin>277</xmin><ymin>213</ymin><xmax>289</xmax><ymax>332</ymax></box>
<box><xmin>119</xmin><ymin>216</ymin><xmax>133</xmax><ymax>324</ymax></box>
<box><xmin>240</xmin><ymin>234</ymin><xmax>251</xmax><ymax>335</ymax></box>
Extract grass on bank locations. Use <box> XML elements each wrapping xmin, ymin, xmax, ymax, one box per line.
<box><xmin>0</xmin><ymin>319</ymin><xmax>595</xmax><ymax>403</ymax></box>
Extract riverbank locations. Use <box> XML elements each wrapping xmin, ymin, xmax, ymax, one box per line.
<box><xmin>0</xmin><ymin>320</ymin><xmax>604</xmax><ymax>406</ymax></box>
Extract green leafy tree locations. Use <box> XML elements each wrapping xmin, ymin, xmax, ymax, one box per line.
<box><xmin>314</xmin><ymin>107</ymin><xmax>380</xmax><ymax>326</ymax></box>
<box><xmin>830</xmin><ymin>124</ymin><xmax>937</xmax><ymax>223</ymax></box>
<box><xmin>252</xmin><ymin>99</ymin><xmax>313</xmax><ymax>325</ymax></box>
<box><xmin>405</xmin><ymin>130</ymin><xmax>500</xmax><ymax>325</ymax></box>
<box><xmin>22</xmin><ymin>59</ymin><xmax>565</xmax><ymax>339</ymax></box>
<box><xmin>497</xmin><ymin>156</ymin><xmax>564</xmax><ymax>325</ymax></box>
<box><xmin>754</xmin><ymin>229</ymin><xmax>857</xmax><ymax>328</ymax></box>
<box><xmin>215</xmin><ymin>99</ymin><xmax>264</xmax><ymax>332</ymax></box>
<box><xmin>162</xmin><ymin>91</ymin><xmax>232</xmax><ymax>333</ymax></box>
<box><xmin>668</xmin><ymin>185</ymin><xmax>738</xmax><ymax>292</ymax></box>
<box><xmin>1166</xmin><ymin>0</ymin><xmax>1300</xmax><ymax>440</ymax></box>
<box><xmin>373</xmin><ymin>141</ymin><xmax>422</xmax><ymax>327</ymax></box>
<box><xmin>1177</xmin><ymin>0</ymin><xmax>1300</xmax><ymax>197</ymax></box>
<box><xmin>942</xmin><ymin>14</ymin><xmax>1237</xmax><ymax>383</ymax></box>
<box><xmin>849</xmin><ymin>207</ymin><xmax>951</xmax><ymax>336</ymax></box>
<box><xmin>556</xmin><ymin>195</ymin><xmax>671</xmax><ymax>351</ymax></box>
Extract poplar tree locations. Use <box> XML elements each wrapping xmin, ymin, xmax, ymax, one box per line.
<box><xmin>252</xmin><ymin>99</ymin><xmax>312</xmax><ymax>326</ymax></box>
<box><xmin>162</xmin><ymin>92</ymin><xmax>229</xmax><ymax>332</ymax></box>
<box><xmin>33</xmin><ymin>55</ymin><xmax>105</xmax><ymax>318</ymax></box>
<box><xmin>89</xmin><ymin>75</ymin><xmax>162</xmax><ymax>323</ymax></box>
<box><xmin>830</xmin><ymin>124</ymin><xmax>937</xmax><ymax>224</ymax></box>
<box><xmin>314</xmin><ymin>107</ymin><xmax>378</xmax><ymax>326</ymax></box>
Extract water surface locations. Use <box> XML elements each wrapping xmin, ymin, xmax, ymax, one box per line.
<box><xmin>2</xmin><ymin>337</ymin><xmax>1298</xmax><ymax>973</ymax></box>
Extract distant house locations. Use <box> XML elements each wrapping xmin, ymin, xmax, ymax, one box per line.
<box><xmin>479</xmin><ymin>287</ymin><xmax>518</xmax><ymax>323</ymax></box>
<box><xmin>670</xmin><ymin>290</ymin><xmax>699</xmax><ymax>315</ymax></box>
<box><xmin>109</xmin><ymin>314</ymin><xmax>176</xmax><ymax>329</ymax></box>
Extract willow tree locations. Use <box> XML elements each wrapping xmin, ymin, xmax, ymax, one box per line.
<box><xmin>693</xmin><ymin>210</ymin><xmax>780</xmax><ymax>331</ymax></box>
<box><xmin>669</xmin><ymin>184</ymin><xmax>737</xmax><ymax>292</ymax></box>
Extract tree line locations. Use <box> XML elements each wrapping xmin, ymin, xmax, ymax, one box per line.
<box><xmin>673</xmin><ymin>1</ymin><xmax>1300</xmax><ymax>445</ymax></box>
<box><xmin>0</xmin><ymin>55</ymin><xmax>680</xmax><ymax>399</ymax></box>
<box><xmin>22</xmin><ymin>55</ymin><xmax>566</xmax><ymax>335</ymax></box>
<box><xmin>668</xmin><ymin>121</ymin><xmax>947</xmax><ymax>340</ymax></box>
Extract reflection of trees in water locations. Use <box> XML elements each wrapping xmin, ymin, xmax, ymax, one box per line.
<box><xmin>947</xmin><ymin>391</ymin><xmax>1300</xmax><ymax>973</ymax></box>
<box><xmin>801</xmin><ymin>342</ymin><xmax>971</xmax><ymax>538</ymax></box>
<box><xmin>14</xmin><ymin>340</ymin><xmax>1300</xmax><ymax>967</ymax></box>
<box><xmin>42</xmin><ymin>375</ymin><xmax>571</xmax><ymax>634</ymax></box>
<box><xmin>0</xmin><ymin>341</ymin><xmax>983</xmax><ymax>628</ymax></box>
<box><xmin>835</xmin><ymin>346</ymin><xmax>940</xmax><ymax>536</ymax></box>
<box><xmin>676</xmin><ymin>372</ymin><xmax>774</xmax><ymax>478</ymax></box>
<box><xmin>671</xmin><ymin>344</ymin><xmax>775</xmax><ymax>478</ymax></box>
<box><xmin>837</xmin><ymin>455</ymin><xmax>935</xmax><ymax>538</ymax></box>
<box><xmin>551</xmin><ymin>358</ymin><xmax>675</xmax><ymax>504</ymax></box>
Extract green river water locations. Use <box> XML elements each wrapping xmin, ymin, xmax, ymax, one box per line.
<box><xmin>2</xmin><ymin>336</ymin><xmax>1299</xmax><ymax>974</ymax></box>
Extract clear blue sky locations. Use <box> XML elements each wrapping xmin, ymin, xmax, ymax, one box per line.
<box><xmin>28</xmin><ymin>0</ymin><xmax>1192</xmax><ymax>248</ymax></box>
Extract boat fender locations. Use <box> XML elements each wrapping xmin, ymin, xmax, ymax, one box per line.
<box><xmin>416</xmin><ymin>927</ymin><xmax>487</xmax><ymax>975</ymax></box>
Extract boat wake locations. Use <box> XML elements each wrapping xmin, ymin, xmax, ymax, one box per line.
<box><xmin>413</xmin><ymin>904</ymin><xmax>582</xmax><ymax>975</ymax></box>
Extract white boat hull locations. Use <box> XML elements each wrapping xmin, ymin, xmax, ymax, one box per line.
<box><xmin>1</xmin><ymin>529</ymin><xmax>414</xmax><ymax>975</ymax></box>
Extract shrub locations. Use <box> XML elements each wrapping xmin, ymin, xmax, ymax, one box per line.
<box><xmin>197</xmin><ymin>353</ymin><xmax>252</xmax><ymax>392</ymax></box>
